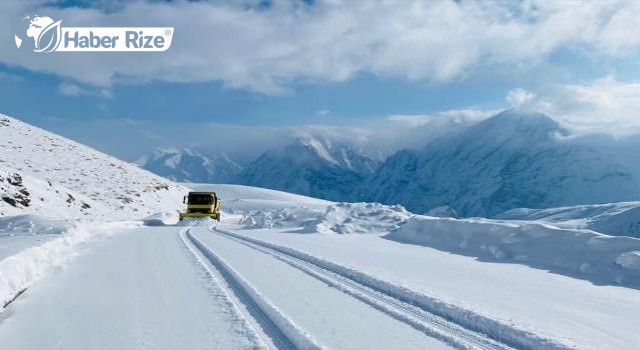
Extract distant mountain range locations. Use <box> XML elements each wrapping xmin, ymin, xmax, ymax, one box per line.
<box><xmin>134</xmin><ymin>148</ymin><xmax>243</xmax><ymax>184</ymax></box>
<box><xmin>363</xmin><ymin>111</ymin><xmax>640</xmax><ymax>216</ymax></box>
<box><xmin>135</xmin><ymin>110</ymin><xmax>640</xmax><ymax>217</ymax></box>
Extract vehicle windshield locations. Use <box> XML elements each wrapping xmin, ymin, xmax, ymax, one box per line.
<box><xmin>188</xmin><ymin>194</ymin><xmax>213</xmax><ymax>205</ymax></box>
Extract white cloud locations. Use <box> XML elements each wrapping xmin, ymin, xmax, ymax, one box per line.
<box><xmin>387</xmin><ymin>108</ymin><xmax>498</xmax><ymax>127</ymax></box>
<box><xmin>386</xmin><ymin>114</ymin><xmax>432</xmax><ymax>127</ymax></box>
<box><xmin>58</xmin><ymin>82</ymin><xmax>112</xmax><ymax>98</ymax></box>
<box><xmin>315</xmin><ymin>109</ymin><xmax>331</xmax><ymax>117</ymax></box>
<box><xmin>507</xmin><ymin>88</ymin><xmax>536</xmax><ymax>108</ymax></box>
<box><xmin>58</xmin><ymin>82</ymin><xmax>89</xmax><ymax>96</ymax></box>
<box><xmin>2</xmin><ymin>0</ymin><xmax>640</xmax><ymax>94</ymax></box>
<box><xmin>509</xmin><ymin>76</ymin><xmax>640</xmax><ymax>135</ymax></box>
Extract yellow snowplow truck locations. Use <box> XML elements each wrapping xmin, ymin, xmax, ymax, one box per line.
<box><xmin>179</xmin><ymin>191</ymin><xmax>221</xmax><ymax>221</ymax></box>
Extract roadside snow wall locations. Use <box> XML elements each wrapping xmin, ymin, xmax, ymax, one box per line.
<box><xmin>386</xmin><ymin>216</ymin><xmax>640</xmax><ymax>288</ymax></box>
<box><xmin>241</xmin><ymin>202</ymin><xmax>412</xmax><ymax>235</ymax></box>
<box><xmin>0</xmin><ymin>215</ymin><xmax>137</xmax><ymax>310</ymax></box>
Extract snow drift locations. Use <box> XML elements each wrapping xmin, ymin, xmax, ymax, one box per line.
<box><xmin>0</xmin><ymin>215</ymin><xmax>138</xmax><ymax>310</ymax></box>
<box><xmin>386</xmin><ymin>216</ymin><xmax>640</xmax><ymax>288</ymax></box>
<box><xmin>496</xmin><ymin>202</ymin><xmax>640</xmax><ymax>237</ymax></box>
<box><xmin>241</xmin><ymin>202</ymin><xmax>412</xmax><ymax>235</ymax></box>
<box><xmin>0</xmin><ymin>214</ymin><xmax>75</xmax><ymax>236</ymax></box>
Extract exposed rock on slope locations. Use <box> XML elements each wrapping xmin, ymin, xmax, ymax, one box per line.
<box><xmin>0</xmin><ymin>114</ymin><xmax>187</xmax><ymax>219</ymax></box>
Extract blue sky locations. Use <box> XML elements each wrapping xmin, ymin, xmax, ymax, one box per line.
<box><xmin>1</xmin><ymin>0</ymin><xmax>639</xmax><ymax>159</ymax></box>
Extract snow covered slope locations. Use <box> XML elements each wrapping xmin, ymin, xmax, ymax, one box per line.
<box><xmin>364</xmin><ymin>111</ymin><xmax>640</xmax><ymax>216</ymax></box>
<box><xmin>1</xmin><ymin>169</ymin><xmax>102</xmax><ymax>218</ymax></box>
<box><xmin>496</xmin><ymin>201</ymin><xmax>640</xmax><ymax>237</ymax></box>
<box><xmin>136</xmin><ymin>148</ymin><xmax>242</xmax><ymax>184</ymax></box>
<box><xmin>0</xmin><ymin>114</ymin><xmax>187</xmax><ymax>219</ymax></box>
<box><xmin>239</xmin><ymin>136</ymin><xmax>378</xmax><ymax>202</ymax></box>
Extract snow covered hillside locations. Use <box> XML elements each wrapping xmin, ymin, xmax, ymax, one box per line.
<box><xmin>136</xmin><ymin>148</ymin><xmax>243</xmax><ymax>184</ymax></box>
<box><xmin>364</xmin><ymin>111</ymin><xmax>640</xmax><ymax>216</ymax></box>
<box><xmin>0</xmin><ymin>114</ymin><xmax>187</xmax><ymax>219</ymax></box>
<box><xmin>190</xmin><ymin>183</ymin><xmax>332</xmax><ymax>212</ymax></box>
<box><xmin>496</xmin><ymin>201</ymin><xmax>640</xmax><ymax>237</ymax></box>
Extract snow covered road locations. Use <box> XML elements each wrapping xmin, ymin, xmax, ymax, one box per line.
<box><xmin>0</xmin><ymin>224</ymin><xmax>460</xmax><ymax>350</ymax></box>
<box><xmin>0</xmin><ymin>225</ymin><xmax>262</xmax><ymax>350</ymax></box>
<box><xmin>188</xmin><ymin>226</ymin><xmax>475</xmax><ymax>350</ymax></box>
<box><xmin>1</xmin><ymin>219</ymin><xmax>637</xmax><ymax>349</ymax></box>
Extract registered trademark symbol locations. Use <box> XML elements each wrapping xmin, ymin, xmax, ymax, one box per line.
<box><xmin>165</xmin><ymin>29</ymin><xmax>172</xmax><ymax>36</ymax></box>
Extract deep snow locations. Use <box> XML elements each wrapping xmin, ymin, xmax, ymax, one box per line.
<box><xmin>386</xmin><ymin>215</ymin><xmax>640</xmax><ymax>288</ymax></box>
<box><xmin>495</xmin><ymin>201</ymin><xmax>640</xmax><ymax>237</ymax></box>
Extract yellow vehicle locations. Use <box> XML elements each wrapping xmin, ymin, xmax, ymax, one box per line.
<box><xmin>179</xmin><ymin>191</ymin><xmax>221</xmax><ymax>221</ymax></box>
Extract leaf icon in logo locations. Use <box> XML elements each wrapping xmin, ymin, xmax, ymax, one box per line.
<box><xmin>35</xmin><ymin>20</ymin><xmax>62</xmax><ymax>53</ymax></box>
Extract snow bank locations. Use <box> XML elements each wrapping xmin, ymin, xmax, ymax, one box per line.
<box><xmin>496</xmin><ymin>202</ymin><xmax>640</xmax><ymax>237</ymax></box>
<box><xmin>0</xmin><ymin>215</ymin><xmax>137</xmax><ymax>310</ymax></box>
<box><xmin>615</xmin><ymin>251</ymin><xmax>640</xmax><ymax>270</ymax></box>
<box><xmin>240</xmin><ymin>207</ymin><xmax>324</xmax><ymax>230</ymax></box>
<box><xmin>142</xmin><ymin>212</ymin><xmax>180</xmax><ymax>226</ymax></box>
<box><xmin>0</xmin><ymin>215</ymin><xmax>75</xmax><ymax>236</ymax></box>
<box><xmin>386</xmin><ymin>216</ymin><xmax>640</xmax><ymax>288</ymax></box>
<box><xmin>313</xmin><ymin>203</ymin><xmax>411</xmax><ymax>234</ymax></box>
<box><xmin>241</xmin><ymin>202</ymin><xmax>412</xmax><ymax>235</ymax></box>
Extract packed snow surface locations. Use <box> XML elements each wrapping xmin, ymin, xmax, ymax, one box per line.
<box><xmin>0</xmin><ymin>226</ymin><xmax>263</xmax><ymax>350</ymax></box>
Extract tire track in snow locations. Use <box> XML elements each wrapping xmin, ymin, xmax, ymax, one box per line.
<box><xmin>181</xmin><ymin>227</ymin><xmax>320</xmax><ymax>350</ymax></box>
<box><xmin>211</xmin><ymin>226</ymin><xmax>573</xmax><ymax>350</ymax></box>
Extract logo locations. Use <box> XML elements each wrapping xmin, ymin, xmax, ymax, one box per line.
<box><xmin>15</xmin><ymin>15</ymin><xmax>173</xmax><ymax>52</ymax></box>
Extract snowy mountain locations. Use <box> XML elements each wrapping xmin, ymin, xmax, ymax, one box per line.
<box><xmin>135</xmin><ymin>147</ymin><xmax>242</xmax><ymax>184</ymax></box>
<box><xmin>239</xmin><ymin>136</ymin><xmax>378</xmax><ymax>201</ymax></box>
<box><xmin>363</xmin><ymin>110</ymin><xmax>640</xmax><ymax>216</ymax></box>
<box><xmin>0</xmin><ymin>114</ymin><xmax>187</xmax><ymax>219</ymax></box>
